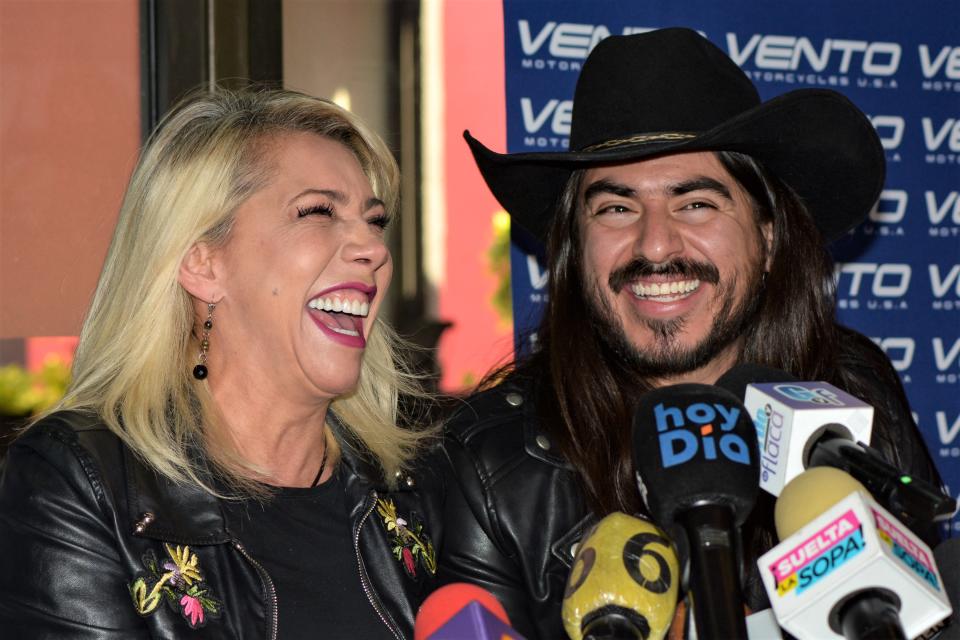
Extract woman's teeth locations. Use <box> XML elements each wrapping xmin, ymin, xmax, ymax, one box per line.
<box><xmin>631</xmin><ymin>279</ymin><xmax>701</xmax><ymax>299</ymax></box>
<box><xmin>308</xmin><ymin>297</ymin><xmax>370</xmax><ymax>317</ymax></box>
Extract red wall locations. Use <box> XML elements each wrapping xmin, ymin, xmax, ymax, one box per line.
<box><xmin>438</xmin><ymin>0</ymin><xmax>513</xmax><ymax>389</ymax></box>
<box><xmin>0</xmin><ymin>0</ymin><xmax>141</xmax><ymax>339</ymax></box>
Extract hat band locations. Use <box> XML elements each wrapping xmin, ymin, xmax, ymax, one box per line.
<box><xmin>581</xmin><ymin>132</ymin><xmax>697</xmax><ymax>152</ymax></box>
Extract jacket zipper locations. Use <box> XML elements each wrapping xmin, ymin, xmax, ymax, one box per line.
<box><xmin>233</xmin><ymin>539</ymin><xmax>279</xmax><ymax>640</ymax></box>
<box><xmin>354</xmin><ymin>490</ymin><xmax>403</xmax><ymax>640</ymax></box>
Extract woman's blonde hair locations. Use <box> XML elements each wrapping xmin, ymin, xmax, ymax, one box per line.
<box><xmin>47</xmin><ymin>87</ymin><xmax>433</xmax><ymax>492</ymax></box>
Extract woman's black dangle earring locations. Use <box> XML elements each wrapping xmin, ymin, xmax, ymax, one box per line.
<box><xmin>192</xmin><ymin>302</ymin><xmax>215</xmax><ymax>380</ymax></box>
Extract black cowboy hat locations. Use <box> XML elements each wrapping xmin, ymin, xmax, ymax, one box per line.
<box><xmin>465</xmin><ymin>27</ymin><xmax>885</xmax><ymax>243</ymax></box>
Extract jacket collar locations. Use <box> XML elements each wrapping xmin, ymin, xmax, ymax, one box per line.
<box><xmin>328</xmin><ymin>412</ymin><xmax>424</xmax><ymax>522</ymax></box>
<box><xmin>125</xmin><ymin>411</ymin><xmax>405</xmax><ymax>543</ymax></box>
<box><xmin>124</xmin><ymin>443</ymin><xmax>231</xmax><ymax>545</ymax></box>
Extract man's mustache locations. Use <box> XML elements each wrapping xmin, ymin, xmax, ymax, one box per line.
<box><xmin>609</xmin><ymin>257</ymin><xmax>720</xmax><ymax>293</ymax></box>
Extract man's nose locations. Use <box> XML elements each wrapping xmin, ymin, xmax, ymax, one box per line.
<box><xmin>631</xmin><ymin>204</ymin><xmax>684</xmax><ymax>262</ymax></box>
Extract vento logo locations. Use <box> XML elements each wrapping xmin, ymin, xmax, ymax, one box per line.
<box><xmin>520</xmin><ymin>98</ymin><xmax>571</xmax><ymax>134</ymax></box>
<box><xmin>930</xmin><ymin>265</ymin><xmax>960</xmax><ymax>310</ymax></box>
<box><xmin>933</xmin><ymin>338</ymin><xmax>960</xmax><ymax>384</ymax></box>
<box><xmin>520</xmin><ymin>97</ymin><xmax>571</xmax><ymax>149</ymax></box>
<box><xmin>835</xmin><ymin>263</ymin><xmax>910</xmax><ymax>311</ymax></box>
<box><xmin>936</xmin><ymin>411</ymin><xmax>960</xmax><ymax>448</ymax></box>
<box><xmin>862</xmin><ymin>190</ymin><xmax>907</xmax><ymax>237</ymax></box>
<box><xmin>525</xmin><ymin>254</ymin><xmax>548</xmax><ymax>305</ymax></box>
<box><xmin>923</xmin><ymin>117</ymin><xmax>960</xmax><ymax>165</ymax></box>
<box><xmin>920</xmin><ymin>45</ymin><xmax>960</xmax><ymax>78</ymax></box>
<box><xmin>727</xmin><ymin>33</ymin><xmax>900</xmax><ymax>89</ymax></box>
<box><xmin>927</xmin><ymin>191</ymin><xmax>960</xmax><ymax>238</ymax></box>
<box><xmin>726</xmin><ymin>34</ymin><xmax>900</xmax><ymax>74</ymax></box>
<box><xmin>919</xmin><ymin>44</ymin><xmax>960</xmax><ymax>92</ymax></box>
<box><xmin>870</xmin><ymin>115</ymin><xmax>905</xmax><ymax>153</ymax></box>
<box><xmin>873</xmin><ymin>337</ymin><xmax>915</xmax><ymax>373</ymax></box>
<box><xmin>869</xmin><ymin>190</ymin><xmax>907</xmax><ymax>224</ymax></box>
<box><xmin>935</xmin><ymin>410</ymin><xmax>960</xmax><ymax>462</ymax></box>
<box><xmin>526</xmin><ymin>255</ymin><xmax>548</xmax><ymax>290</ymax></box>
<box><xmin>517</xmin><ymin>20</ymin><xmax>650</xmax><ymax>69</ymax></box>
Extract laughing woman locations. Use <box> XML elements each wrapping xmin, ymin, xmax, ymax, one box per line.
<box><xmin>0</xmin><ymin>88</ymin><xmax>440</xmax><ymax>639</ymax></box>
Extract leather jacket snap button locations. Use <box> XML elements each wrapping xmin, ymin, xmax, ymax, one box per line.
<box><xmin>133</xmin><ymin>512</ymin><xmax>155</xmax><ymax>534</ymax></box>
<box><xmin>505</xmin><ymin>392</ymin><xmax>523</xmax><ymax>407</ymax></box>
<box><xmin>535</xmin><ymin>435</ymin><xmax>551</xmax><ymax>450</ymax></box>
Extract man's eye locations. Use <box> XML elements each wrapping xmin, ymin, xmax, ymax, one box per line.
<box><xmin>296</xmin><ymin>204</ymin><xmax>334</xmax><ymax>218</ymax></box>
<box><xmin>596</xmin><ymin>204</ymin><xmax>631</xmax><ymax>215</ymax></box>
<box><xmin>683</xmin><ymin>201</ymin><xmax>715</xmax><ymax>210</ymax></box>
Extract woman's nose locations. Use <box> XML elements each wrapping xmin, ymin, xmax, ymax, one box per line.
<box><xmin>341</xmin><ymin>220</ymin><xmax>390</xmax><ymax>269</ymax></box>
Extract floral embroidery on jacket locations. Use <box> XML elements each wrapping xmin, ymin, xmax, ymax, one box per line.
<box><xmin>129</xmin><ymin>544</ymin><xmax>222</xmax><ymax>629</ymax></box>
<box><xmin>376</xmin><ymin>497</ymin><xmax>437</xmax><ymax>578</ymax></box>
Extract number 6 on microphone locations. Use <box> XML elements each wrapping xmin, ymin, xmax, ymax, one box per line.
<box><xmin>562</xmin><ymin>512</ymin><xmax>680</xmax><ymax>640</ymax></box>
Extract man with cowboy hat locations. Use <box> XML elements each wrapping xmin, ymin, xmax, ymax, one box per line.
<box><xmin>437</xmin><ymin>27</ymin><xmax>942</xmax><ymax>638</ymax></box>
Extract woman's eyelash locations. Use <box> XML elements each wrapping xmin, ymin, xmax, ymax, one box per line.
<box><xmin>296</xmin><ymin>203</ymin><xmax>334</xmax><ymax>217</ymax></box>
<box><xmin>296</xmin><ymin>204</ymin><xmax>390</xmax><ymax>230</ymax></box>
<box><xmin>369</xmin><ymin>214</ymin><xmax>392</xmax><ymax>230</ymax></box>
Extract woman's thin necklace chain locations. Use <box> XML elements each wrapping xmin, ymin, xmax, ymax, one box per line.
<box><xmin>309</xmin><ymin>430</ymin><xmax>329</xmax><ymax>488</ymax></box>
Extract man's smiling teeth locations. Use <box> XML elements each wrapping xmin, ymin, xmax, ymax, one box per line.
<box><xmin>308</xmin><ymin>297</ymin><xmax>370</xmax><ymax>317</ymax></box>
<box><xmin>631</xmin><ymin>279</ymin><xmax>701</xmax><ymax>299</ymax></box>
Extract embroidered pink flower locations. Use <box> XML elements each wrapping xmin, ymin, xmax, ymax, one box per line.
<box><xmin>180</xmin><ymin>594</ymin><xmax>205</xmax><ymax>627</ymax></box>
<box><xmin>402</xmin><ymin>547</ymin><xmax>416</xmax><ymax>577</ymax></box>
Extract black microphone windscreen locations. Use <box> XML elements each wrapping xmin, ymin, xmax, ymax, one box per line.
<box><xmin>714</xmin><ymin>363</ymin><xmax>800</xmax><ymax>400</ymax></box>
<box><xmin>632</xmin><ymin>383</ymin><xmax>760</xmax><ymax>528</ymax></box>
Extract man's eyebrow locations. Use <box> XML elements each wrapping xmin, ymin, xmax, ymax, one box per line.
<box><xmin>668</xmin><ymin>177</ymin><xmax>732</xmax><ymax>200</ymax></box>
<box><xmin>582</xmin><ymin>179</ymin><xmax>636</xmax><ymax>203</ymax></box>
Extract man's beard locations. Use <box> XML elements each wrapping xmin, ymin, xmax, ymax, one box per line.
<box><xmin>585</xmin><ymin>256</ymin><xmax>765</xmax><ymax>377</ymax></box>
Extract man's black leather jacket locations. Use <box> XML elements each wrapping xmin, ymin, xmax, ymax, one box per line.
<box><xmin>0</xmin><ymin>410</ymin><xmax>441</xmax><ymax>639</ymax></box>
<box><xmin>439</xmin><ymin>377</ymin><xmax>593</xmax><ymax>640</ymax></box>
<box><xmin>438</xmin><ymin>339</ymin><xmax>943</xmax><ymax>640</ymax></box>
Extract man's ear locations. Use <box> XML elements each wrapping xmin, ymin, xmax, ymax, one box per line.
<box><xmin>178</xmin><ymin>242</ymin><xmax>222</xmax><ymax>302</ymax></box>
<box><xmin>761</xmin><ymin>221</ymin><xmax>774</xmax><ymax>272</ymax></box>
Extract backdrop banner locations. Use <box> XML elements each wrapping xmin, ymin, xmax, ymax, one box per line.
<box><xmin>500</xmin><ymin>0</ymin><xmax>960</xmax><ymax>533</ymax></box>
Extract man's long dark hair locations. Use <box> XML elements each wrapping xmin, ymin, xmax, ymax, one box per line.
<box><xmin>511</xmin><ymin>151</ymin><xmax>938</xmax><ymax>521</ymax></box>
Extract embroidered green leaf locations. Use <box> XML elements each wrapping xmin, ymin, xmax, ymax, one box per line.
<box><xmin>130</xmin><ymin>577</ymin><xmax>161</xmax><ymax>615</ymax></box>
<box><xmin>199</xmin><ymin>595</ymin><xmax>221</xmax><ymax>614</ymax></box>
<box><xmin>143</xmin><ymin>550</ymin><xmax>159</xmax><ymax>576</ymax></box>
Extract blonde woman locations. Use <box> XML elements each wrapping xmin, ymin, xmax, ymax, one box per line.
<box><xmin>0</xmin><ymin>88</ymin><xmax>440</xmax><ymax>639</ymax></box>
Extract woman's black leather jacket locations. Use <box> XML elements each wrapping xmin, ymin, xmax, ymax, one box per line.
<box><xmin>0</xmin><ymin>411</ymin><xmax>441</xmax><ymax>639</ymax></box>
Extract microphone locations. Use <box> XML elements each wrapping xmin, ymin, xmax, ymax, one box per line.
<box><xmin>758</xmin><ymin>467</ymin><xmax>953</xmax><ymax>640</ymax></box>
<box><xmin>414</xmin><ymin>583</ymin><xmax>524</xmax><ymax>640</ymax></box>
<box><xmin>562</xmin><ymin>512</ymin><xmax>680</xmax><ymax>640</ymax></box>
<box><xmin>632</xmin><ymin>383</ymin><xmax>760</xmax><ymax>640</ymax></box>
<box><xmin>933</xmin><ymin>538</ymin><xmax>960</xmax><ymax>639</ymax></box>
<box><xmin>715</xmin><ymin>364</ymin><xmax>957</xmax><ymax>528</ymax></box>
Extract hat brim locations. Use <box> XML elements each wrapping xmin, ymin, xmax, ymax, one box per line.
<box><xmin>466</xmin><ymin>89</ymin><xmax>884</xmax><ymax>243</ymax></box>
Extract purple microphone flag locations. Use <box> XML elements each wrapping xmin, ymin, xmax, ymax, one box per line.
<box><xmin>426</xmin><ymin>601</ymin><xmax>527</xmax><ymax>640</ymax></box>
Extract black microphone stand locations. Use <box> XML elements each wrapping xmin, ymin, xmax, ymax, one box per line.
<box><xmin>678</xmin><ymin>503</ymin><xmax>748</xmax><ymax>640</ymax></box>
